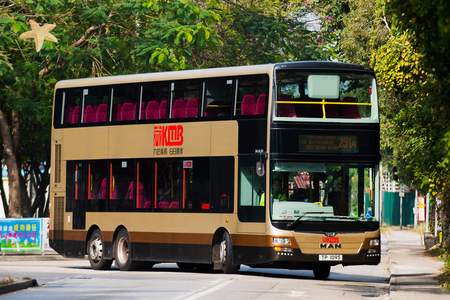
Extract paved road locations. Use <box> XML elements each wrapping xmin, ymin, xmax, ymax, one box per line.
<box><xmin>2</xmin><ymin>228</ymin><xmax>450</xmax><ymax>299</ymax></box>
<box><xmin>0</xmin><ymin>262</ymin><xmax>389</xmax><ymax>299</ymax></box>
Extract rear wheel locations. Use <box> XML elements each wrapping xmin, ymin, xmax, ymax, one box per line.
<box><xmin>115</xmin><ymin>229</ymin><xmax>137</xmax><ymax>271</ymax></box>
<box><xmin>220</xmin><ymin>231</ymin><xmax>239</xmax><ymax>274</ymax></box>
<box><xmin>313</xmin><ymin>265</ymin><xmax>331</xmax><ymax>280</ymax></box>
<box><xmin>88</xmin><ymin>229</ymin><xmax>112</xmax><ymax>270</ymax></box>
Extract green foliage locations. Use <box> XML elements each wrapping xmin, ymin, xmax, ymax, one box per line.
<box><xmin>0</xmin><ymin>0</ymin><xmax>328</xmax><ymax>217</ymax></box>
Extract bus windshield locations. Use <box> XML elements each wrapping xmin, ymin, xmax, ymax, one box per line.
<box><xmin>269</xmin><ymin>162</ymin><xmax>378</xmax><ymax>222</ymax></box>
<box><xmin>274</xmin><ymin>70</ymin><xmax>378</xmax><ymax>122</ymax></box>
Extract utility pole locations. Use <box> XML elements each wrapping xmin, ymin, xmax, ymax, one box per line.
<box><xmin>425</xmin><ymin>193</ymin><xmax>430</xmax><ymax>234</ymax></box>
<box><xmin>399</xmin><ymin>184</ymin><xmax>404</xmax><ymax>229</ymax></box>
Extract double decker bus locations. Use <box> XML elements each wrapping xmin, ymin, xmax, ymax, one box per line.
<box><xmin>49</xmin><ymin>61</ymin><xmax>380</xmax><ymax>279</ymax></box>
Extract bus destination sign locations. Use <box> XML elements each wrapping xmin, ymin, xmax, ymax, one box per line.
<box><xmin>298</xmin><ymin>134</ymin><xmax>359</xmax><ymax>154</ymax></box>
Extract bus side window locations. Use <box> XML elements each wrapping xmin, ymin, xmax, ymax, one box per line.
<box><xmin>71</xmin><ymin>161</ymin><xmax>87</xmax><ymax>229</ymax></box>
<box><xmin>109</xmin><ymin>160</ymin><xmax>135</xmax><ymax>212</ymax></box>
<box><xmin>210</xmin><ymin>157</ymin><xmax>234</xmax><ymax>213</ymax></box>
<box><xmin>183</xmin><ymin>157</ymin><xmax>210</xmax><ymax>212</ymax></box>
<box><xmin>137</xmin><ymin>159</ymin><xmax>153</xmax><ymax>210</ymax></box>
<box><xmin>202</xmin><ymin>77</ymin><xmax>233</xmax><ymax>119</ymax></box>
<box><xmin>81</xmin><ymin>86</ymin><xmax>110</xmax><ymax>124</ymax></box>
<box><xmin>170</xmin><ymin>79</ymin><xmax>200</xmax><ymax>120</ymax></box>
<box><xmin>235</xmin><ymin>74</ymin><xmax>269</xmax><ymax>117</ymax></box>
<box><xmin>111</xmin><ymin>84</ymin><xmax>139</xmax><ymax>122</ymax></box>
<box><xmin>141</xmin><ymin>81</ymin><xmax>170</xmax><ymax>121</ymax></box>
<box><xmin>55</xmin><ymin>88</ymin><xmax>83</xmax><ymax>127</ymax></box>
<box><xmin>155</xmin><ymin>159</ymin><xmax>181</xmax><ymax>211</ymax></box>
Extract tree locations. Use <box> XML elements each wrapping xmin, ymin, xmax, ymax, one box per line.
<box><xmin>0</xmin><ymin>0</ymin><xmax>322</xmax><ymax>218</ymax></box>
<box><xmin>331</xmin><ymin>0</ymin><xmax>450</xmax><ymax>247</ymax></box>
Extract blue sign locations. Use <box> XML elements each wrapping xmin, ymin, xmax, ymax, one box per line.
<box><xmin>0</xmin><ymin>218</ymin><xmax>42</xmax><ymax>252</ymax></box>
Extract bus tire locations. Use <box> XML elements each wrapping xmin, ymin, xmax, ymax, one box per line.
<box><xmin>220</xmin><ymin>231</ymin><xmax>239</xmax><ymax>274</ymax></box>
<box><xmin>313</xmin><ymin>265</ymin><xmax>331</xmax><ymax>280</ymax></box>
<box><xmin>88</xmin><ymin>229</ymin><xmax>112</xmax><ymax>270</ymax></box>
<box><xmin>115</xmin><ymin>229</ymin><xmax>137</xmax><ymax>271</ymax></box>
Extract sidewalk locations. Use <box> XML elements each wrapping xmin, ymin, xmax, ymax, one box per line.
<box><xmin>386</xmin><ymin>227</ymin><xmax>450</xmax><ymax>299</ymax></box>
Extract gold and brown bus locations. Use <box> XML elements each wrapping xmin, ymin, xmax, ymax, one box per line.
<box><xmin>49</xmin><ymin>61</ymin><xmax>381</xmax><ymax>279</ymax></box>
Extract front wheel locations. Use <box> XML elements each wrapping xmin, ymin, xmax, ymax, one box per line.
<box><xmin>88</xmin><ymin>229</ymin><xmax>112</xmax><ymax>270</ymax></box>
<box><xmin>115</xmin><ymin>229</ymin><xmax>137</xmax><ymax>271</ymax></box>
<box><xmin>219</xmin><ymin>231</ymin><xmax>239</xmax><ymax>274</ymax></box>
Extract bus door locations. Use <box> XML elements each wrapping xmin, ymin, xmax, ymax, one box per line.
<box><xmin>237</xmin><ymin>155</ymin><xmax>266</xmax><ymax>233</ymax></box>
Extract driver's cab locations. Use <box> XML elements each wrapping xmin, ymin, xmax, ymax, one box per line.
<box><xmin>269</xmin><ymin>161</ymin><xmax>378</xmax><ymax>222</ymax></box>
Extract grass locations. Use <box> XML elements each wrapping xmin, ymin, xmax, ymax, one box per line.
<box><xmin>428</xmin><ymin>246</ymin><xmax>450</xmax><ymax>290</ymax></box>
<box><xmin>0</xmin><ymin>275</ymin><xmax>14</xmax><ymax>287</ymax></box>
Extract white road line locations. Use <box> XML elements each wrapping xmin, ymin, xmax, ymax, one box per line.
<box><xmin>177</xmin><ymin>279</ymin><xmax>234</xmax><ymax>300</ymax></box>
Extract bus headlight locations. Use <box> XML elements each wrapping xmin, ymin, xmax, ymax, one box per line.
<box><xmin>369</xmin><ymin>239</ymin><xmax>380</xmax><ymax>246</ymax></box>
<box><xmin>273</xmin><ymin>238</ymin><xmax>290</xmax><ymax>245</ymax></box>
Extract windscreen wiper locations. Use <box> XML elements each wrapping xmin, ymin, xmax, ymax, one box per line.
<box><xmin>286</xmin><ymin>211</ymin><xmax>327</xmax><ymax>229</ymax></box>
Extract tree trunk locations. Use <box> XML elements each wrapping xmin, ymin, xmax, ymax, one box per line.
<box><xmin>0</xmin><ymin>179</ymin><xmax>8</xmax><ymax>217</ymax></box>
<box><xmin>0</xmin><ymin>109</ymin><xmax>22</xmax><ymax>217</ymax></box>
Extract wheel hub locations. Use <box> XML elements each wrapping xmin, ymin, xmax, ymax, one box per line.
<box><xmin>90</xmin><ymin>238</ymin><xmax>102</xmax><ymax>262</ymax></box>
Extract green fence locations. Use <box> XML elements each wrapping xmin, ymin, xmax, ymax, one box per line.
<box><xmin>382</xmin><ymin>192</ymin><xmax>415</xmax><ymax>226</ymax></box>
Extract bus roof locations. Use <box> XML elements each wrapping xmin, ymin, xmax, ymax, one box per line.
<box><xmin>54</xmin><ymin>61</ymin><xmax>375</xmax><ymax>89</ymax></box>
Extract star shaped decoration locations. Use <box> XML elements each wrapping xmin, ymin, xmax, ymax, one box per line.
<box><xmin>19</xmin><ymin>20</ymin><xmax>58</xmax><ymax>52</ymax></box>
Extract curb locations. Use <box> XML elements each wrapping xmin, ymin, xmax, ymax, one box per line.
<box><xmin>385</xmin><ymin>231</ymin><xmax>394</xmax><ymax>293</ymax></box>
<box><xmin>0</xmin><ymin>279</ymin><xmax>38</xmax><ymax>295</ymax></box>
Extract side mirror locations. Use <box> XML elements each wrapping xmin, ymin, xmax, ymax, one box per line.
<box><xmin>256</xmin><ymin>161</ymin><xmax>265</xmax><ymax>177</ymax></box>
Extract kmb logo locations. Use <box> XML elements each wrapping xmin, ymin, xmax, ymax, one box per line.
<box><xmin>322</xmin><ymin>236</ymin><xmax>339</xmax><ymax>243</ymax></box>
<box><xmin>154</xmin><ymin>125</ymin><xmax>184</xmax><ymax>146</ymax></box>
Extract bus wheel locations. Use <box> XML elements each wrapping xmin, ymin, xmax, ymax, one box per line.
<box><xmin>115</xmin><ymin>229</ymin><xmax>137</xmax><ymax>271</ymax></box>
<box><xmin>313</xmin><ymin>265</ymin><xmax>330</xmax><ymax>280</ymax></box>
<box><xmin>88</xmin><ymin>229</ymin><xmax>112</xmax><ymax>270</ymax></box>
<box><xmin>219</xmin><ymin>231</ymin><xmax>239</xmax><ymax>274</ymax></box>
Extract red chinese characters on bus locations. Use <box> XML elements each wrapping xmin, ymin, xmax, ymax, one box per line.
<box><xmin>322</xmin><ymin>236</ymin><xmax>339</xmax><ymax>243</ymax></box>
<box><xmin>154</xmin><ymin>125</ymin><xmax>184</xmax><ymax>147</ymax></box>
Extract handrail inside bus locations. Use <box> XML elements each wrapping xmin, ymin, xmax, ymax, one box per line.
<box><xmin>276</xmin><ymin>99</ymin><xmax>372</xmax><ymax>119</ymax></box>
<box><xmin>276</xmin><ymin>100</ymin><xmax>372</xmax><ymax>106</ymax></box>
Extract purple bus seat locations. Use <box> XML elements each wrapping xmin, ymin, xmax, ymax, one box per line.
<box><xmin>158</xmin><ymin>100</ymin><xmax>167</xmax><ymax>119</ymax></box>
<box><xmin>185</xmin><ymin>98</ymin><xmax>198</xmax><ymax>118</ymax></box>
<box><xmin>158</xmin><ymin>201</ymin><xmax>169</xmax><ymax>209</ymax></box>
<box><xmin>277</xmin><ymin>95</ymin><xmax>296</xmax><ymax>117</ymax></box>
<box><xmin>169</xmin><ymin>201</ymin><xmax>179</xmax><ymax>209</ymax></box>
<box><xmin>325</xmin><ymin>100</ymin><xmax>340</xmax><ymax>118</ymax></box>
<box><xmin>145</xmin><ymin>101</ymin><xmax>159</xmax><ymax>120</ymax></box>
<box><xmin>65</xmin><ymin>106</ymin><xmax>74</xmax><ymax>124</ymax></box>
<box><xmin>343</xmin><ymin>97</ymin><xmax>361</xmax><ymax>119</ymax></box>
<box><xmin>97</xmin><ymin>104</ymin><xmax>108</xmax><ymax>122</ymax></box>
<box><xmin>120</xmin><ymin>102</ymin><xmax>135</xmax><ymax>121</ymax></box>
<box><xmin>84</xmin><ymin>105</ymin><xmax>97</xmax><ymax>123</ymax></box>
<box><xmin>172</xmin><ymin>99</ymin><xmax>186</xmax><ymax>118</ymax></box>
<box><xmin>72</xmin><ymin>106</ymin><xmax>80</xmax><ymax>123</ymax></box>
<box><xmin>241</xmin><ymin>95</ymin><xmax>256</xmax><ymax>115</ymax></box>
<box><xmin>256</xmin><ymin>94</ymin><xmax>266</xmax><ymax>115</ymax></box>
<box><xmin>204</xmin><ymin>101</ymin><xmax>221</xmax><ymax>117</ymax></box>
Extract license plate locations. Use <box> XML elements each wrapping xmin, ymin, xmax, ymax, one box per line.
<box><xmin>319</xmin><ymin>254</ymin><xmax>342</xmax><ymax>261</ymax></box>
